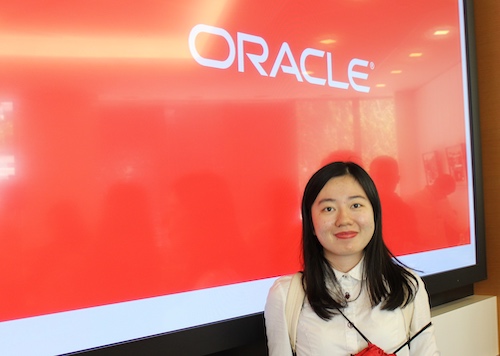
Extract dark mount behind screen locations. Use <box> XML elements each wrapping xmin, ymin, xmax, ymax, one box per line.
<box><xmin>70</xmin><ymin>1</ymin><xmax>486</xmax><ymax>355</ymax></box>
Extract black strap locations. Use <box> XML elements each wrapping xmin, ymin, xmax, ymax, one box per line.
<box><xmin>336</xmin><ymin>308</ymin><xmax>372</xmax><ymax>344</ymax></box>
<box><xmin>337</xmin><ymin>308</ymin><xmax>433</xmax><ymax>355</ymax></box>
<box><xmin>392</xmin><ymin>321</ymin><xmax>433</xmax><ymax>354</ymax></box>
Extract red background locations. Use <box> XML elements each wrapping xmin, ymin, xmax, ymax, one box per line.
<box><xmin>0</xmin><ymin>0</ymin><xmax>470</xmax><ymax>321</ymax></box>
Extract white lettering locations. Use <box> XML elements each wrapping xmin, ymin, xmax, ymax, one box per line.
<box><xmin>188</xmin><ymin>24</ymin><xmax>235</xmax><ymax>69</ymax></box>
<box><xmin>327</xmin><ymin>52</ymin><xmax>349</xmax><ymax>90</ymax></box>
<box><xmin>348</xmin><ymin>59</ymin><xmax>370</xmax><ymax>93</ymax></box>
<box><xmin>300</xmin><ymin>48</ymin><xmax>326</xmax><ymax>86</ymax></box>
<box><xmin>270</xmin><ymin>42</ymin><xmax>303</xmax><ymax>82</ymax></box>
<box><xmin>237</xmin><ymin>32</ymin><xmax>269</xmax><ymax>76</ymax></box>
<box><xmin>189</xmin><ymin>24</ymin><xmax>372</xmax><ymax>93</ymax></box>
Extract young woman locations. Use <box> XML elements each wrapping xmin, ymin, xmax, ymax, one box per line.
<box><xmin>264</xmin><ymin>162</ymin><xmax>439</xmax><ymax>355</ymax></box>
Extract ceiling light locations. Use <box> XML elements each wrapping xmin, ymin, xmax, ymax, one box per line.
<box><xmin>409</xmin><ymin>52</ymin><xmax>423</xmax><ymax>57</ymax></box>
<box><xmin>391</xmin><ymin>70</ymin><xmax>402</xmax><ymax>74</ymax></box>
<box><xmin>434</xmin><ymin>30</ymin><xmax>450</xmax><ymax>36</ymax></box>
<box><xmin>320</xmin><ymin>39</ymin><xmax>336</xmax><ymax>45</ymax></box>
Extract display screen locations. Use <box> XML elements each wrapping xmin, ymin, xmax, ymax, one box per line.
<box><xmin>0</xmin><ymin>0</ymin><xmax>481</xmax><ymax>354</ymax></box>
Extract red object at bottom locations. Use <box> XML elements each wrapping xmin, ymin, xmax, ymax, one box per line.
<box><xmin>352</xmin><ymin>343</ymin><xmax>395</xmax><ymax>356</ymax></box>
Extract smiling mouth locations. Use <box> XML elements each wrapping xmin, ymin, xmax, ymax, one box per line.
<box><xmin>335</xmin><ymin>231</ymin><xmax>358</xmax><ymax>239</ymax></box>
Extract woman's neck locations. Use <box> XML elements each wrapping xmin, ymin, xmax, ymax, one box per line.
<box><xmin>327</xmin><ymin>254</ymin><xmax>363</xmax><ymax>273</ymax></box>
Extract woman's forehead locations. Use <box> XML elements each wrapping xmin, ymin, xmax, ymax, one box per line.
<box><xmin>316</xmin><ymin>175</ymin><xmax>367</xmax><ymax>199</ymax></box>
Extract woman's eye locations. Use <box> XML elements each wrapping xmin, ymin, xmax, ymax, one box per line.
<box><xmin>324</xmin><ymin>207</ymin><xmax>334</xmax><ymax>212</ymax></box>
<box><xmin>352</xmin><ymin>203</ymin><xmax>361</xmax><ymax>209</ymax></box>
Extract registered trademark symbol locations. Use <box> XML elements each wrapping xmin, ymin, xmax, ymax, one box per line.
<box><xmin>370</xmin><ymin>62</ymin><xmax>375</xmax><ymax>70</ymax></box>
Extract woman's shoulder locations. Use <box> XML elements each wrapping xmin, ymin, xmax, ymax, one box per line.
<box><xmin>270</xmin><ymin>273</ymin><xmax>295</xmax><ymax>290</ymax></box>
<box><xmin>267</xmin><ymin>273</ymin><xmax>302</xmax><ymax>301</ymax></box>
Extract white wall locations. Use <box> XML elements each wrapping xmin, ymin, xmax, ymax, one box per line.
<box><xmin>431</xmin><ymin>295</ymin><xmax>498</xmax><ymax>356</ymax></box>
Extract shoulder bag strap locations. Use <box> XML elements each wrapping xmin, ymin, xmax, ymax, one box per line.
<box><xmin>402</xmin><ymin>301</ymin><xmax>414</xmax><ymax>340</ymax></box>
<box><xmin>285</xmin><ymin>272</ymin><xmax>305</xmax><ymax>354</ymax></box>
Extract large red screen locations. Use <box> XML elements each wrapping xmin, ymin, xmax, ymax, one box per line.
<box><xmin>0</xmin><ymin>0</ymin><xmax>471</xmax><ymax>326</ymax></box>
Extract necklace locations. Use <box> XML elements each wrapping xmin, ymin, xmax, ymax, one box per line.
<box><xmin>341</xmin><ymin>279</ymin><xmax>364</xmax><ymax>306</ymax></box>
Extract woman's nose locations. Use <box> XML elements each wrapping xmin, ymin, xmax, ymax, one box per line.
<box><xmin>335</xmin><ymin>208</ymin><xmax>352</xmax><ymax>226</ymax></box>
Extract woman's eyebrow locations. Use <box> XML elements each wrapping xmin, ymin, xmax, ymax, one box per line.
<box><xmin>317</xmin><ymin>198</ymin><xmax>336</xmax><ymax>205</ymax></box>
<box><xmin>317</xmin><ymin>195</ymin><xmax>367</xmax><ymax>204</ymax></box>
<box><xmin>348</xmin><ymin>195</ymin><xmax>368</xmax><ymax>200</ymax></box>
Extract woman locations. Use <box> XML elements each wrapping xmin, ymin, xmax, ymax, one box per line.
<box><xmin>264</xmin><ymin>162</ymin><xmax>439</xmax><ymax>355</ymax></box>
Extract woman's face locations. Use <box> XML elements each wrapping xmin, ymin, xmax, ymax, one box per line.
<box><xmin>311</xmin><ymin>175</ymin><xmax>375</xmax><ymax>271</ymax></box>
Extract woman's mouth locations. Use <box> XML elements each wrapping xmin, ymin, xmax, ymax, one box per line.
<box><xmin>334</xmin><ymin>231</ymin><xmax>358</xmax><ymax>239</ymax></box>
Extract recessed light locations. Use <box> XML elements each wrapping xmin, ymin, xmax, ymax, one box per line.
<box><xmin>409</xmin><ymin>52</ymin><xmax>423</xmax><ymax>57</ymax></box>
<box><xmin>434</xmin><ymin>30</ymin><xmax>450</xmax><ymax>36</ymax></box>
<box><xmin>320</xmin><ymin>39</ymin><xmax>336</xmax><ymax>45</ymax></box>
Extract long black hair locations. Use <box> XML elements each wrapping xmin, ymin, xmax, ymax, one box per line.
<box><xmin>301</xmin><ymin>161</ymin><xmax>417</xmax><ymax>320</ymax></box>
